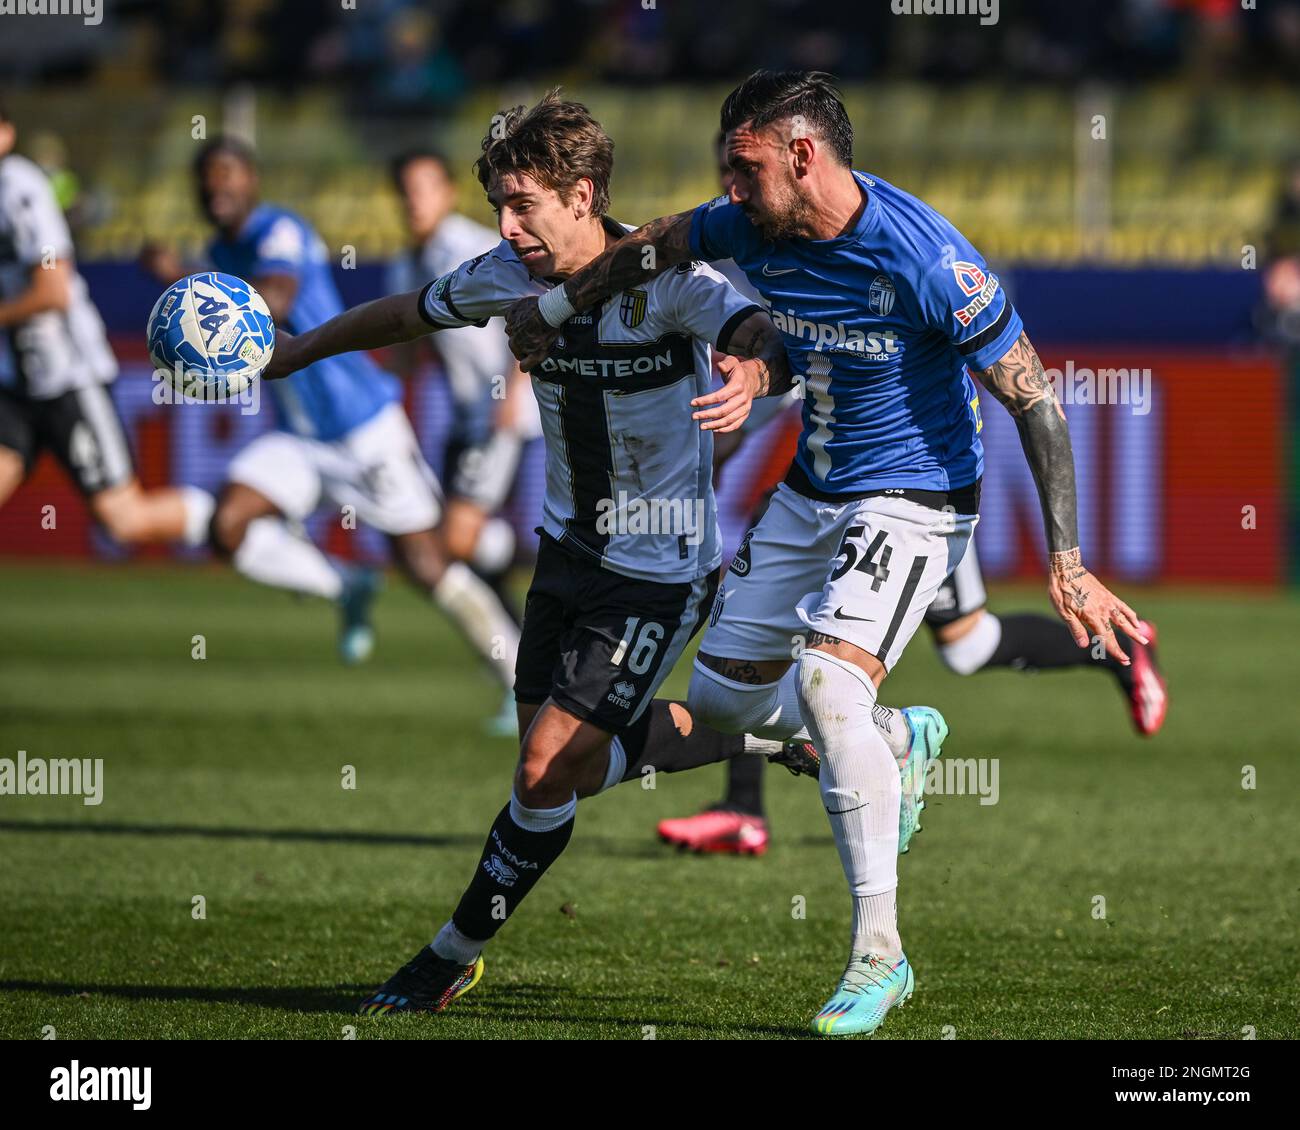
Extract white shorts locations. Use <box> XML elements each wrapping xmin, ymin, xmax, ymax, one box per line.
<box><xmin>702</xmin><ymin>483</ymin><xmax>978</xmax><ymax>672</ymax></box>
<box><xmin>924</xmin><ymin>536</ymin><xmax>988</xmax><ymax>628</ymax></box>
<box><xmin>451</xmin><ymin>428</ymin><xmax>525</xmax><ymax>512</ymax></box>
<box><xmin>227</xmin><ymin>401</ymin><xmax>441</xmax><ymax>536</ymax></box>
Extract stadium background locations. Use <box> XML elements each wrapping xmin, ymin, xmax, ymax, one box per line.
<box><xmin>0</xmin><ymin>0</ymin><xmax>1296</xmax><ymax>585</ymax></box>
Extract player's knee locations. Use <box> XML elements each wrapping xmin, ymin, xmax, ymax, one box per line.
<box><xmin>515</xmin><ymin>738</ymin><xmax>579</xmax><ymax>807</ymax></box>
<box><xmin>687</xmin><ymin>660</ymin><xmax>770</xmax><ymax>734</ymax></box>
<box><xmin>796</xmin><ymin>647</ymin><xmax>876</xmax><ymax>723</ymax></box>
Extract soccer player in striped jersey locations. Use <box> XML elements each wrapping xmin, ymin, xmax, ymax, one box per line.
<box><xmin>504</xmin><ymin>71</ymin><xmax>1150</xmax><ymax>1036</ymax></box>
<box><xmin>0</xmin><ymin>102</ymin><xmax>215</xmax><ymax>549</ymax></box>
<box><xmin>262</xmin><ymin>93</ymin><xmax>828</xmax><ymax>1017</ymax></box>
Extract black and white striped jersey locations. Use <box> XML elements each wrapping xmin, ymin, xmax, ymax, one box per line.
<box><xmin>0</xmin><ymin>155</ymin><xmax>116</xmax><ymax>400</ymax></box>
<box><xmin>419</xmin><ymin>218</ymin><xmax>763</xmax><ymax>584</ymax></box>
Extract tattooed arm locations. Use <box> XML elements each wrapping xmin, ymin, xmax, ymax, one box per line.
<box><xmin>505</xmin><ymin>211</ymin><xmax>695</xmax><ymax>368</ymax></box>
<box><xmin>687</xmin><ymin>309</ymin><xmax>795</xmax><ymax>433</ymax></box>
<box><xmin>972</xmin><ymin>331</ymin><xmax>1146</xmax><ymax>663</ymax></box>
<box><xmin>723</xmin><ymin>309</ymin><xmax>795</xmax><ymax>398</ymax></box>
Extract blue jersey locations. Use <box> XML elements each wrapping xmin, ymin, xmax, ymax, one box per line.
<box><xmin>690</xmin><ymin>172</ymin><xmax>1022</xmax><ymax>496</ymax></box>
<box><xmin>209</xmin><ymin>204</ymin><xmax>399</xmax><ymax>441</ymax></box>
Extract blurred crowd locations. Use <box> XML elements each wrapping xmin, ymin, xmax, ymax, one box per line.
<box><xmin>11</xmin><ymin>0</ymin><xmax>1300</xmax><ymax>109</ymax></box>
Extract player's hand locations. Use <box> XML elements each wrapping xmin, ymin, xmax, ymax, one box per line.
<box><xmin>691</xmin><ymin>354</ymin><xmax>760</xmax><ymax>434</ymax></box>
<box><xmin>261</xmin><ymin>329</ymin><xmax>297</xmax><ymax>381</ymax></box>
<box><xmin>505</xmin><ymin>296</ymin><xmax>560</xmax><ymax>370</ymax></box>
<box><xmin>1048</xmin><ymin>548</ymin><xmax>1147</xmax><ymax>664</ymax></box>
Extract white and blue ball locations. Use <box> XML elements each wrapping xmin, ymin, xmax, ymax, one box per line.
<box><xmin>147</xmin><ymin>271</ymin><xmax>275</xmax><ymax>398</ymax></box>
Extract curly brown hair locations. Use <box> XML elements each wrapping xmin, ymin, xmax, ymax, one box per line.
<box><xmin>474</xmin><ymin>90</ymin><xmax>614</xmax><ymax>218</ymax></box>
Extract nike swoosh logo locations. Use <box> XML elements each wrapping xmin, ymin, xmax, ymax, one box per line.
<box><xmin>761</xmin><ymin>263</ymin><xmax>798</xmax><ymax>276</ymax></box>
<box><xmin>833</xmin><ymin>608</ymin><xmax>876</xmax><ymax>622</ymax></box>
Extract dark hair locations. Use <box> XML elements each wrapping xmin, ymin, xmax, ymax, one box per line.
<box><xmin>390</xmin><ymin>147</ymin><xmax>454</xmax><ymax>190</ymax></box>
<box><xmin>474</xmin><ymin>90</ymin><xmax>614</xmax><ymax>217</ymax></box>
<box><xmin>193</xmin><ymin>135</ymin><xmax>257</xmax><ymax>177</ymax></box>
<box><xmin>719</xmin><ymin>70</ymin><xmax>854</xmax><ymax>167</ymax></box>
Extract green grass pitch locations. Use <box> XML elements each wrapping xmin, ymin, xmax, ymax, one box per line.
<box><xmin>1</xmin><ymin>561</ymin><xmax>1296</xmax><ymax>1040</ymax></box>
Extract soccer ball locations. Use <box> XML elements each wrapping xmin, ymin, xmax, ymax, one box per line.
<box><xmin>147</xmin><ymin>271</ymin><xmax>275</xmax><ymax>398</ymax></box>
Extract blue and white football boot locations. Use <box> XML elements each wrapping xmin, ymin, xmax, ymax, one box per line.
<box><xmin>897</xmin><ymin>706</ymin><xmax>947</xmax><ymax>853</ymax></box>
<box><xmin>810</xmin><ymin>953</ymin><xmax>914</xmax><ymax>1037</ymax></box>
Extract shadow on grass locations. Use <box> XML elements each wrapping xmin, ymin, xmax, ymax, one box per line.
<box><xmin>0</xmin><ymin>819</ymin><xmax>669</xmax><ymax>857</ymax></box>
<box><xmin>0</xmin><ymin>979</ymin><xmax>804</xmax><ymax>1037</ymax></box>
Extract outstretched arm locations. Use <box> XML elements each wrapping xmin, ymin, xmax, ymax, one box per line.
<box><xmin>263</xmin><ymin>291</ymin><xmax>432</xmax><ymax>380</ymax></box>
<box><xmin>505</xmin><ymin>211</ymin><xmax>695</xmax><ymax>369</ymax></box>
<box><xmin>971</xmin><ymin>330</ymin><xmax>1146</xmax><ymax>663</ymax></box>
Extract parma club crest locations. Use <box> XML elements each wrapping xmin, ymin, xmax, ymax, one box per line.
<box><xmin>619</xmin><ymin>288</ymin><xmax>648</xmax><ymax>329</ymax></box>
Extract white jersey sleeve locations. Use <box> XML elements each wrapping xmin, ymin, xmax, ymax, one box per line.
<box><xmin>417</xmin><ymin>243</ymin><xmax>545</xmax><ymax>331</ymax></box>
<box><xmin>659</xmin><ymin>259</ymin><xmax>764</xmax><ymax>355</ymax></box>
<box><xmin>4</xmin><ymin>156</ymin><xmax>74</xmax><ymax>269</ymax></box>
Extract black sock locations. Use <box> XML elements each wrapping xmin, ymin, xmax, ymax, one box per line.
<box><xmin>985</xmin><ymin>612</ymin><xmax>1133</xmax><ymax>691</ymax></box>
<box><xmin>720</xmin><ymin>753</ymin><xmax>765</xmax><ymax>817</ymax></box>
<box><xmin>617</xmin><ymin>700</ymin><xmax>745</xmax><ymax>782</ymax></box>
<box><xmin>451</xmin><ymin>802</ymin><xmax>574</xmax><ymax>942</ymax></box>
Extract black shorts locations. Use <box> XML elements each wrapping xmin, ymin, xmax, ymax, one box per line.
<box><xmin>0</xmin><ymin>384</ymin><xmax>135</xmax><ymax>495</ymax></box>
<box><xmin>515</xmin><ymin>533</ymin><xmax>719</xmax><ymax>732</ymax></box>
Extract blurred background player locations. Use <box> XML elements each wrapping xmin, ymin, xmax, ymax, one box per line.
<box><xmin>656</xmin><ymin>130</ymin><xmax>1170</xmax><ymax>858</ymax></box>
<box><xmin>143</xmin><ymin>136</ymin><xmax>520</xmax><ymax>694</ymax></box>
<box><xmin>386</xmin><ymin>147</ymin><xmax>541</xmax><ymax>729</ymax></box>
<box><xmin>0</xmin><ymin>101</ymin><xmax>214</xmax><ymax>549</ymax></box>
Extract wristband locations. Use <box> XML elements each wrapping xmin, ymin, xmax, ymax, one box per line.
<box><xmin>538</xmin><ymin>284</ymin><xmax>577</xmax><ymax>328</ymax></box>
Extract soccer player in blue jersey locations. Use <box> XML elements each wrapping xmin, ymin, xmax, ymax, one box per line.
<box><xmin>189</xmin><ymin>138</ymin><xmax>520</xmax><ymax>685</ymax></box>
<box><xmin>505</xmin><ymin>71</ymin><xmax>1149</xmax><ymax>1036</ymax></box>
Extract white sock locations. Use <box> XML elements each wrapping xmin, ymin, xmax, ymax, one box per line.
<box><xmin>871</xmin><ymin>703</ymin><xmax>911</xmax><ymax>760</ymax></box>
<box><xmin>853</xmin><ymin>888</ymin><xmax>901</xmax><ymax>959</ymax></box>
<box><xmin>797</xmin><ymin>649</ymin><xmax>901</xmax><ymax>957</ymax></box>
<box><xmin>598</xmin><ymin>737</ymin><xmax>628</xmax><ymax>793</ymax></box>
<box><xmin>433</xmin><ymin>561</ymin><xmax>520</xmax><ymax>689</ymax></box>
<box><xmin>938</xmin><ymin>612</ymin><xmax>1002</xmax><ymax>675</ymax></box>
<box><xmin>179</xmin><ymin>486</ymin><xmax>215</xmax><ymax>548</ymax></box>
<box><xmin>233</xmin><ymin>517</ymin><xmax>344</xmax><ymax>599</ymax></box>
<box><xmin>431</xmin><ymin>919</ymin><xmax>485</xmax><ymax>965</ymax></box>
<box><xmin>688</xmin><ymin>660</ymin><xmax>805</xmax><ymax>739</ymax></box>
